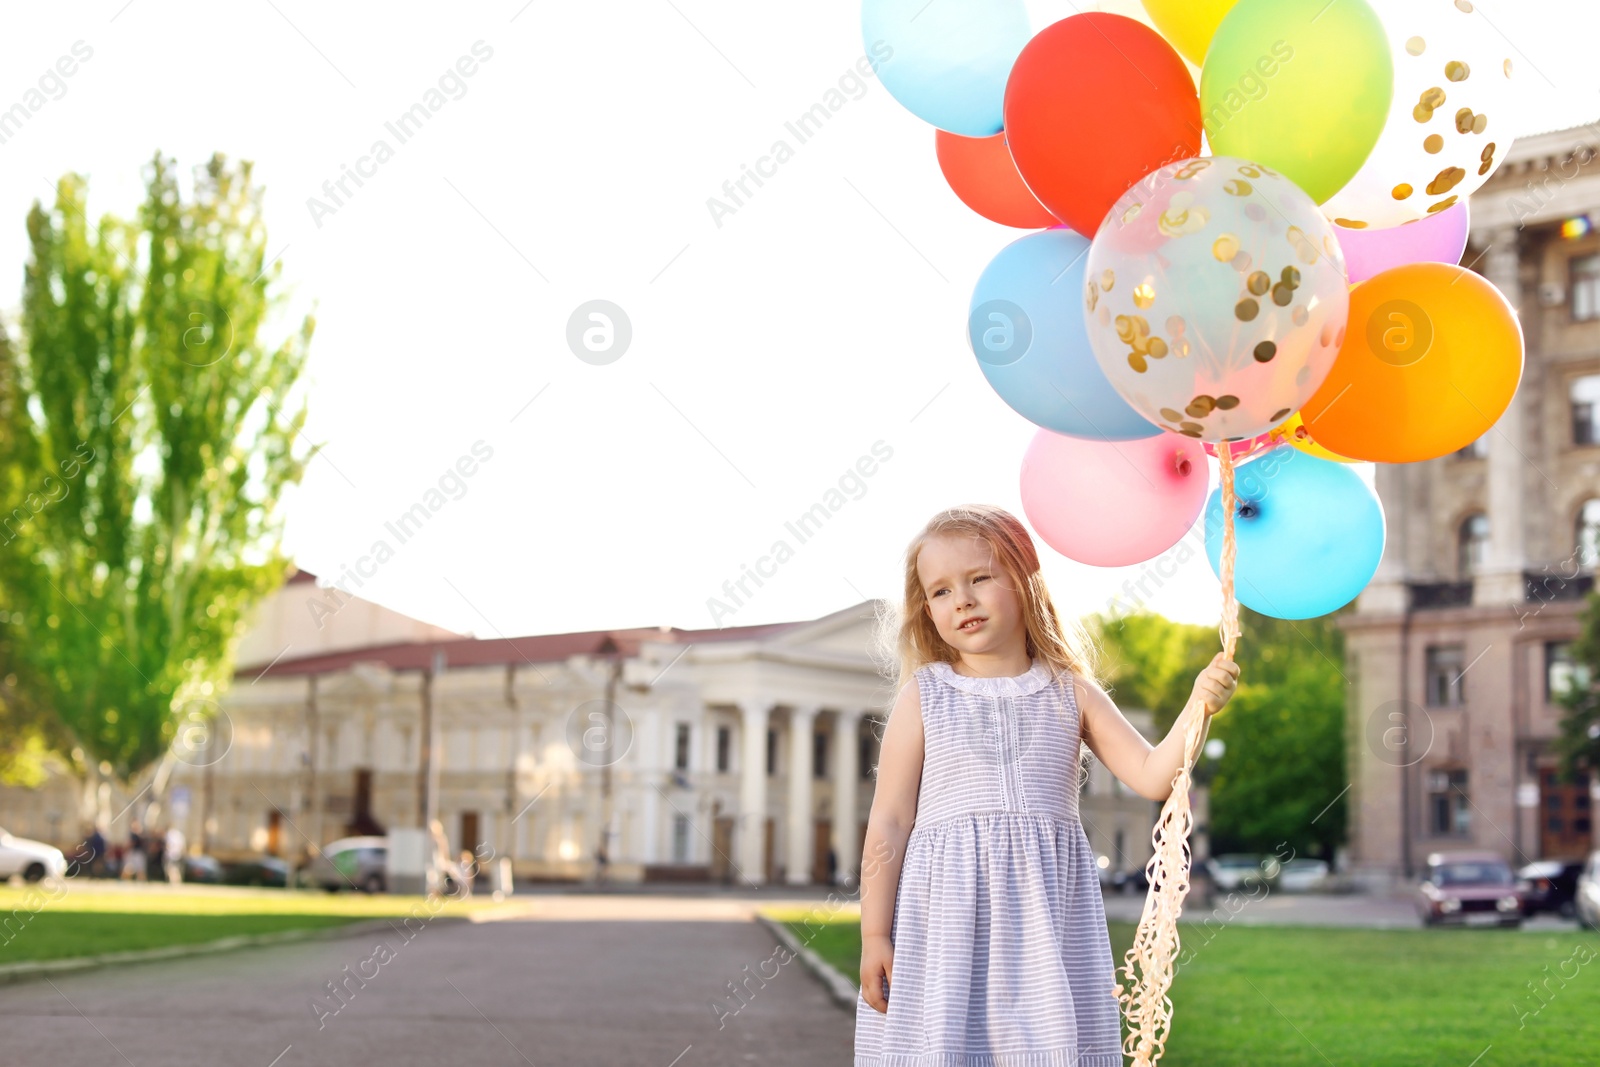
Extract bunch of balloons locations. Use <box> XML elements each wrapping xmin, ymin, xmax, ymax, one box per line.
<box><xmin>864</xmin><ymin>0</ymin><xmax>1526</xmax><ymax>624</ymax></box>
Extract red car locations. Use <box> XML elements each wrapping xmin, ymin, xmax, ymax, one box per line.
<box><xmin>1417</xmin><ymin>850</ymin><xmax>1523</xmax><ymax>928</ymax></box>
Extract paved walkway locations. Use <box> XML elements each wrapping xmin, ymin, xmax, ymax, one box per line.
<box><xmin>0</xmin><ymin>895</ymin><xmax>855</xmax><ymax>1067</ymax></box>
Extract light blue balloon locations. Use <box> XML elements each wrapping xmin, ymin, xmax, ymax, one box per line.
<box><xmin>1204</xmin><ymin>447</ymin><xmax>1385</xmax><ymax>620</ymax></box>
<box><xmin>968</xmin><ymin>228</ymin><xmax>1162</xmax><ymax>441</ymax></box>
<box><xmin>861</xmin><ymin>0</ymin><xmax>1031</xmax><ymax>137</ymax></box>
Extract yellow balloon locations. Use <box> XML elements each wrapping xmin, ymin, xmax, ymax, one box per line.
<box><xmin>1140</xmin><ymin>0</ymin><xmax>1240</xmax><ymax>65</ymax></box>
<box><xmin>1268</xmin><ymin>412</ymin><xmax>1356</xmax><ymax>463</ymax></box>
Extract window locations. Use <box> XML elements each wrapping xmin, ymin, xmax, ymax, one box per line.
<box><xmin>813</xmin><ymin>730</ymin><xmax>829</xmax><ymax>779</ymax></box>
<box><xmin>1454</xmin><ymin>436</ymin><xmax>1488</xmax><ymax>459</ymax></box>
<box><xmin>1545</xmin><ymin>640</ymin><xmax>1592</xmax><ymax>702</ymax></box>
<box><xmin>674</xmin><ymin>723</ymin><xmax>690</xmax><ymax>771</ymax></box>
<box><xmin>1425</xmin><ymin>645</ymin><xmax>1467</xmax><ymax>706</ymax></box>
<box><xmin>715</xmin><ymin>726</ymin><xmax>730</xmax><ymax>773</ymax></box>
<box><xmin>766</xmin><ymin>728</ymin><xmax>777</xmax><ymax>775</ymax></box>
<box><xmin>1458</xmin><ymin>513</ymin><xmax>1489</xmax><ymax>577</ymax></box>
<box><xmin>1573</xmin><ymin>374</ymin><xmax>1600</xmax><ymax>446</ymax></box>
<box><xmin>672</xmin><ymin>813</ymin><xmax>690</xmax><ymax>863</ymax></box>
<box><xmin>1573</xmin><ymin>253</ymin><xmax>1600</xmax><ymax>321</ymax></box>
<box><xmin>1428</xmin><ymin>768</ymin><xmax>1470</xmax><ymax>835</ymax></box>
<box><xmin>1577</xmin><ymin>498</ymin><xmax>1600</xmax><ymax>569</ymax></box>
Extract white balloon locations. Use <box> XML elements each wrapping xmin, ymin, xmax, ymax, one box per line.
<box><xmin>1321</xmin><ymin>0</ymin><xmax>1519</xmax><ymax>230</ymax></box>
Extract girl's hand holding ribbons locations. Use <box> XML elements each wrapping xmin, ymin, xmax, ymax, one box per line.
<box><xmin>1191</xmin><ymin>652</ymin><xmax>1240</xmax><ymax>718</ymax></box>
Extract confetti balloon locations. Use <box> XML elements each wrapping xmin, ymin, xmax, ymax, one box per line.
<box><xmin>1082</xmin><ymin>156</ymin><xmax>1350</xmax><ymax>444</ymax></box>
<box><xmin>1320</xmin><ymin>0</ymin><xmax>1519</xmax><ymax>230</ymax></box>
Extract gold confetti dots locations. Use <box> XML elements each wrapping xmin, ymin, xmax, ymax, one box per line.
<box><xmin>1177</xmin><ymin>422</ymin><xmax>1203</xmax><ymax>438</ymax></box>
<box><xmin>1186</xmin><ymin>395</ymin><xmax>1216</xmax><ymax>417</ymax></box>
<box><xmin>1504</xmin><ymin>58</ymin><xmax>1512</xmax><ymax>77</ymax></box>
<box><xmin>1160</xmin><ymin>407</ymin><xmax>1184</xmax><ymax>423</ymax></box>
<box><xmin>1415</xmin><ymin>86</ymin><xmax>1447</xmax><ymax>123</ymax></box>
<box><xmin>1213</xmin><ymin>234</ymin><xmax>1240</xmax><ymax>262</ymax></box>
<box><xmin>1270</xmin><ymin>407</ymin><xmax>1292</xmax><ymax>422</ymax></box>
<box><xmin>1101</xmin><ymin>269</ymin><xmax>1115</xmax><ymax>291</ymax></box>
<box><xmin>1393</xmin><ymin>183</ymin><xmax>1414</xmax><ymax>200</ymax></box>
<box><xmin>1216</xmin><ymin>396</ymin><xmax>1240</xmax><ymax>410</ymax></box>
<box><xmin>1445</xmin><ymin>60</ymin><xmax>1471</xmax><ymax>82</ymax></box>
<box><xmin>1428</xmin><ymin>195</ymin><xmax>1460</xmax><ymax>213</ymax></box>
<box><xmin>1425</xmin><ymin>133</ymin><xmax>1444</xmax><ymax>153</ymax></box>
<box><xmin>1287</xmin><ymin>226</ymin><xmax>1319</xmax><ymax>266</ymax></box>
<box><xmin>1133</xmin><ymin>283</ymin><xmax>1156</xmax><ymax>309</ymax></box>
<box><xmin>1253</xmin><ymin>341</ymin><xmax>1277</xmax><ymax>363</ymax></box>
<box><xmin>1236</xmin><ymin>299</ymin><xmax>1260</xmax><ymax>322</ymax></box>
<box><xmin>1247</xmin><ymin>271</ymin><xmax>1271</xmax><ymax>296</ymax></box>
<box><xmin>1406</xmin><ymin>36</ymin><xmax>1426</xmax><ymax>56</ymax></box>
<box><xmin>1479</xmin><ymin>141</ymin><xmax>1497</xmax><ymax>175</ymax></box>
<box><xmin>1271</xmin><ymin>282</ymin><xmax>1294</xmax><ymax>307</ymax></box>
<box><xmin>1166</xmin><ymin>315</ymin><xmax>1186</xmax><ymax>336</ymax></box>
<box><xmin>1319</xmin><ymin>323</ymin><xmax>1334</xmax><ymax>347</ymax></box>
<box><xmin>1122</xmin><ymin>202</ymin><xmax>1143</xmax><ymax>224</ymax></box>
<box><xmin>1231</xmin><ymin>250</ymin><xmax>1253</xmax><ymax>271</ymax></box>
<box><xmin>1158</xmin><ymin>201</ymin><xmax>1210</xmax><ymax>237</ymax></box>
<box><xmin>1292</xmin><ymin>305</ymin><xmax>1309</xmax><ymax>327</ymax></box>
<box><xmin>1116</xmin><ymin>314</ymin><xmax>1166</xmax><ymax>372</ymax></box>
<box><xmin>1224</xmin><ymin>179</ymin><xmax>1253</xmax><ymax>196</ymax></box>
<box><xmin>1085</xmin><ymin>281</ymin><xmax>1099</xmax><ymax>312</ymax></box>
<box><xmin>1455</xmin><ymin>0</ymin><xmax>1472</xmax><ymax>9</ymax></box>
<box><xmin>1455</xmin><ymin>108</ymin><xmax>1480</xmax><ymax>133</ymax></box>
<box><xmin>1281</xmin><ymin>266</ymin><xmax>1301</xmax><ymax>288</ymax></box>
<box><xmin>1427</xmin><ymin>166</ymin><xmax>1466</xmax><ymax>195</ymax></box>
<box><xmin>1335</xmin><ymin>218</ymin><xmax>1368</xmax><ymax>229</ymax></box>
<box><xmin>1173</xmin><ymin>338</ymin><xmax>1191</xmax><ymax>358</ymax></box>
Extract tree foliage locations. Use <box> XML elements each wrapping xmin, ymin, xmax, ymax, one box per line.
<box><xmin>0</xmin><ymin>151</ymin><xmax>315</xmax><ymax>783</ymax></box>
<box><xmin>1553</xmin><ymin>590</ymin><xmax>1600</xmax><ymax>782</ymax></box>
<box><xmin>1089</xmin><ymin>604</ymin><xmax>1350</xmax><ymax>859</ymax></box>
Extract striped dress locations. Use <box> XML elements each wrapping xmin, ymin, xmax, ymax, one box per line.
<box><xmin>854</xmin><ymin>657</ymin><xmax>1124</xmax><ymax>1067</ymax></box>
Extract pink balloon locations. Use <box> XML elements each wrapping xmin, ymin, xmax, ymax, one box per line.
<box><xmin>1019</xmin><ymin>428</ymin><xmax>1208</xmax><ymax>567</ymax></box>
<box><xmin>1335</xmin><ymin>201</ymin><xmax>1470</xmax><ymax>285</ymax></box>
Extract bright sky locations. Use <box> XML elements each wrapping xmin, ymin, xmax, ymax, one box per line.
<box><xmin>0</xmin><ymin>0</ymin><xmax>1594</xmax><ymax>640</ymax></box>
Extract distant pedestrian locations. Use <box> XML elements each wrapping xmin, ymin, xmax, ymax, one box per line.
<box><xmin>121</xmin><ymin>823</ymin><xmax>148</xmax><ymax>881</ymax></box>
<box><xmin>164</xmin><ymin>826</ymin><xmax>186</xmax><ymax>884</ymax></box>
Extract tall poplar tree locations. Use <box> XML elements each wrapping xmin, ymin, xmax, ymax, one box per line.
<box><xmin>0</xmin><ymin>151</ymin><xmax>316</xmax><ymax>810</ymax></box>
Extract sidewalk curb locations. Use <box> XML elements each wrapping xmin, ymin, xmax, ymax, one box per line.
<box><xmin>755</xmin><ymin>912</ymin><xmax>859</xmax><ymax>1012</ymax></box>
<box><xmin>0</xmin><ymin>916</ymin><xmax>467</xmax><ymax>987</ymax></box>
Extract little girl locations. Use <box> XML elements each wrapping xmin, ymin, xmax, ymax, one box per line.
<box><xmin>854</xmin><ymin>504</ymin><xmax>1238</xmax><ymax>1066</ymax></box>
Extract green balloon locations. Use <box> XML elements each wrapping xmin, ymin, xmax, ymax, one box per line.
<box><xmin>1200</xmin><ymin>0</ymin><xmax>1392</xmax><ymax>205</ymax></box>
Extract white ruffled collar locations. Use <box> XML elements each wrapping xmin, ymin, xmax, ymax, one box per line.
<box><xmin>924</xmin><ymin>657</ymin><xmax>1056</xmax><ymax>697</ymax></box>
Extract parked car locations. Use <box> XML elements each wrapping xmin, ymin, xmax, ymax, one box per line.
<box><xmin>1576</xmin><ymin>850</ymin><xmax>1600</xmax><ymax>930</ymax></box>
<box><xmin>1515</xmin><ymin>859</ymin><xmax>1583</xmax><ymax>918</ymax></box>
<box><xmin>181</xmin><ymin>854</ymin><xmax>224</xmax><ymax>884</ymax></box>
<box><xmin>302</xmin><ymin>836</ymin><xmax>387</xmax><ymax>893</ymax></box>
<box><xmin>1417</xmin><ymin>850</ymin><xmax>1522</xmax><ymax>927</ymax></box>
<box><xmin>0</xmin><ymin>826</ymin><xmax>68</xmax><ymax>882</ymax></box>
<box><xmin>1277</xmin><ymin>858</ymin><xmax>1331</xmax><ymax>893</ymax></box>
<box><xmin>221</xmin><ymin>854</ymin><xmax>291</xmax><ymax>887</ymax></box>
<box><xmin>1207</xmin><ymin>854</ymin><xmax>1272</xmax><ymax>891</ymax></box>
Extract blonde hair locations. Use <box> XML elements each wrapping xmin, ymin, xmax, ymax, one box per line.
<box><xmin>871</xmin><ymin>504</ymin><xmax>1104</xmax><ymax>697</ymax></box>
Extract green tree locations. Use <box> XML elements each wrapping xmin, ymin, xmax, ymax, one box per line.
<box><xmin>0</xmin><ymin>151</ymin><xmax>315</xmax><ymax>812</ymax></box>
<box><xmin>1089</xmin><ymin>605</ymin><xmax>1349</xmax><ymax>860</ymax></box>
<box><xmin>1553</xmin><ymin>590</ymin><xmax>1600</xmax><ymax>782</ymax></box>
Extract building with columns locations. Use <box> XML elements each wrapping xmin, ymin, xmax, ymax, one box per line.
<box><xmin>1341</xmin><ymin>120</ymin><xmax>1600</xmax><ymax>881</ymax></box>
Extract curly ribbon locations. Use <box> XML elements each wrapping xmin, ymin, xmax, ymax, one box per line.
<box><xmin>1114</xmin><ymin>443</ymin><xmax>1243</xmax><ymax>1066</ymax></box>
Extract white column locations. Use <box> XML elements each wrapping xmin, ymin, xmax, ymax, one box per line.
<box><xmin>1357</xmin><ymin>462</ymin><xmax>1410</xmax><ymax>614</ymax></box>
<box><xmin>786</xmin><ymin>705</ymin><xmax>819</xmax><ymax>884</ymax></box>
<box><xmin>832</xmin><ymin>708</ymin><xmax>863</xmax><ymax>888</ymax></box>
<box><xmin>641</xmin><ymin>712</ymin><xmax>660</xmax><ymax>864</ymax></box>
<box><xmin>1475</xmin><ymin>225</ymin><xmax>1528</xmax><ymax>605</ymax></box>
<box><xmin>738</xmin><ymin>698</ymin><xmax>771</xmax><ymax>885</ymax></box>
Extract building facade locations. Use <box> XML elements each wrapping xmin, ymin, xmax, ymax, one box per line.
<box><xmin>1342</xmin><ymin>121</ymin><xmax>1600</xmax><ymax>881</ymax></box>
<box><xmin>5</xmin><ymin>570</ymin><xmax>1164</xmax><ymax>887</ymax></box>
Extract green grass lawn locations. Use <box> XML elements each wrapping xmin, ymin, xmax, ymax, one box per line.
<box><xmin>0</xmin><ymin>880</ymin><xmax>513</xmax><ymax>965</ymax></box>
<box><xmin>769</xmin><ymin>907</ymin><xmax>1600</xmax><ymax>1067</ymax></box>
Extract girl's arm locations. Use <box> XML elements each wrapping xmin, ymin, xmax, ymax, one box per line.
<box><xmin>1074</xmin><ymin>653</ymin><xmax>1239</xmax><ymax>802</ymax></box>
<box><xmin>858</xmin><ymin>677</ymin><xmax>924</xmax><ymax>1006</ymax></box>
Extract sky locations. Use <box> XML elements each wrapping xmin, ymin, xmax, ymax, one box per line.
<box><xmin>0</xmin><ymin>0</ymin><xmax>1595</xmax><ymax>642</ymax></box>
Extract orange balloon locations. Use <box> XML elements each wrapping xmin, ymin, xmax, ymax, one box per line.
<box><xmin>935</xmin><ymin>129</ymin><xmax>1060</xmax><ymax>229</ymax></box>
<box><xmin>1299</xmin><ymin>262</ymin><xmax>1523</xmax><ymax>463</ymax></box>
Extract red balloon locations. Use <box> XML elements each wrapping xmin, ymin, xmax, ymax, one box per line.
<box><xmin>1004</xmin><ymin>14</ymin><xmax>1201</xmax><ymax>236</ymax></box>
<box><xmin>935</xmin><ymin>130</ymin><xmax>1060</xmax><ymax>229</ymax></box>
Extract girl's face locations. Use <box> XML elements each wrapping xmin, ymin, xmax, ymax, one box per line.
<box><xmin>917</xmin><ymin>533</ymin><xmax>1025</xmax><ymax>658</ymax></box>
